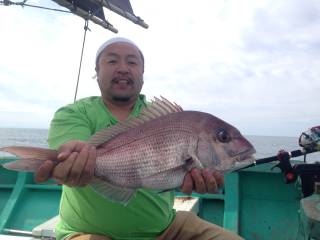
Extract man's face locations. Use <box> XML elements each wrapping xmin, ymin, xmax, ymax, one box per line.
<box><xmin>96</xmin><ymin>42</ymin><xmax>144</xmax><ymax>103</ymax></box>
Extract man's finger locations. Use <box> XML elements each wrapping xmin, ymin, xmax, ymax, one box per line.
<box><xmin>190</xmin><ymin>168</ymin><xmax>206</xmax><ymax>194</ymax></box>
<box><xmin>57</xmin><ymin>141</ymin><xmax>86</xmax><ymax>161</ymax></box>
<box><xmin>180</xmin><ymin>172</ymin><xmax>194</xmax><ymax>195</ymax></box>
<box><xmin>202</xmin><ymin>169</ymin><xmax>218</xmax><ymax>193</ymax></box>
<box><xmin>57</xmin><ymin>152</ymin><xmax>70</xmax><ymax>161</ymax></box>
<box><xmin>34</xmin><ymin>160</ymin><xmax>54</xmax><ymax>183</ymax></box>
<box><xmin>212</xmin><ymin>170</ymin><xmax>224</xmax><ymax>188</ymax></box>
<box><xmin>67</xmin><ymin>145</ymin><xmax>91</xmax><ymax>186</ymax></box>
<box><xmin>53</xmin><ymin>152</ymin><xmax>78</xmax><ymax>183</ymax></box>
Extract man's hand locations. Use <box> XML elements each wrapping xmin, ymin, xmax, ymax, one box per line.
<box><xmin>180</xmin><ymin>168</ymin><xmax>224</xmax><ymax>195</ymax></box>
<box><xmin>35</xmin><ymin>141</ymin><xmax>97</xmax><ymax>187</ymax></box>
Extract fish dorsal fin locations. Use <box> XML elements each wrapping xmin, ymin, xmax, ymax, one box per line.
<box><xmin>88</xmin><ymin>96</ymin><xmax>183</xmax><ymax>147</ymax></box>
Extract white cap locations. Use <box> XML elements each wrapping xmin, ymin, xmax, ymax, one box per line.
<box><xmin>95</xmin><ymin>37</ymin><xmax>142</xmax><ymax>65</ymax></box>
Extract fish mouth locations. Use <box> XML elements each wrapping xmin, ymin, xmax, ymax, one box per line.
<box><xmin>214</xmin><ymin>149</ymin><xmax>256</xmax><ymax>173</ymax></box>
<box><xmin>230</xmin><ymin>148</ymin><xmax>256</xmax><ymax>171</ymax></box>
<box><xmin>232</xmin><ymin>156</ymin><xmax>256</xmax><ymax>171</ymax></box>
<box><xmin>232</xmin><ymin>147</ymin><xmax>256</xmax><ymax>162</ymax></box>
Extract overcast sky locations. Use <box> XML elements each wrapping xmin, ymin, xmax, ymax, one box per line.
<box><xmin>0</xmin><ymin>0</ymin><xmax>319</xmax><ymax>137</ymax></box>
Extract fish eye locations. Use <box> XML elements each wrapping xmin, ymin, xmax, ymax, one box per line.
<box><xmin>217</xmin><ymin>129</ymin><xmax>231</xmax><ymax>143</ymax></box>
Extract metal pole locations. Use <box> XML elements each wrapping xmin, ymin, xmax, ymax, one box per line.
<box><xmin>3</xmin><ymin>228</ymin><xmax>33</xmax><ymax>236</ymax></box>
<box><xmin>53</xmin><ymin>0</ymin><xmax>118</xmax><ymax>33</ymax></box>
<box><xmin>89</xmin><ymin>0</ymin><xmax>148</xmax><ymax>29</ymax></box>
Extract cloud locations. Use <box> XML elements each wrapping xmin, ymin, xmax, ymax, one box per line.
<box><xmin>0</xmin><ymin>0</ymin><xmax>319</xmax><ymax>137</ymax></box>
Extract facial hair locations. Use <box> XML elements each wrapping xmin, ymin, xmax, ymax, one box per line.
<box><xmin>112</xmin><ymin>96</ymin><xmax>131</xmax><ymax>102</ymax></box>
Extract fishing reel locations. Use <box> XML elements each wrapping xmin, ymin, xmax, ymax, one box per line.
<box><xmin>299</xmin><ymin>125</ymin><xmax>320</xmax><ymax>152</ymax></box>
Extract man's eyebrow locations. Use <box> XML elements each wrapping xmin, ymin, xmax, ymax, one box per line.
<box><xmin>126</xmin><ymin>54</ymin><xmax>139</xmax><ymax>59</ymax></box>
<box><xmin>105</xmin><ymin>53</ymin><xmax>138</xmax><ymax>59</ymax></box>
<box><xmin>105</xmin><ymin>52</ymin><xmax>118</xmax><ymax>57</ymax></box>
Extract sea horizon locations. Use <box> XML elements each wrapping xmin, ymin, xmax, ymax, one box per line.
<box><xmin>0</xmin><ymin>127</ymin><xmax>319</xmax><ymax>163</ymax></box>
<box><xmin>0</xmin><ymin>127</ymin><xmax>301</xmax><ymax>138</ymax></box>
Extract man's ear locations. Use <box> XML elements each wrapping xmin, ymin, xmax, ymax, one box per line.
<box><xmin>95</xmin><ymin>66</ymin><xmax>100</xmax><ymax>80</ymax></box>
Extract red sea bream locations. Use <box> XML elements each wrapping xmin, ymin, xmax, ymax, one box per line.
<box><xmin>1</xmin><ymin>97</ymin><xmax>256</xmax><ymax>204</ymax></box>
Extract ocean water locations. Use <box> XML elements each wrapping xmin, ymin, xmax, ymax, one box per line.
<box><xmin>0</xmin><ymin>128</ymin><xmax>319</xmax><ymax>163</ymax></box>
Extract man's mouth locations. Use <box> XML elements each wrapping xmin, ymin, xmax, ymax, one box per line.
<box><xmin>112</xmin><ymin>78</ymin><xmax>132</xmax><ymax>85</ymax></box>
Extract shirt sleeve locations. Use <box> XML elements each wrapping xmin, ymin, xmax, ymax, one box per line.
<box><xmin>47</xmin><ymin>104</ymin><xmax>92</xmax><ymax>150</ymax></box>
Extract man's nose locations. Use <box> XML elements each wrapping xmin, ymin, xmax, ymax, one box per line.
<box><xmin>116</xmin><ymin>60</ymin><xmax>129</xmax><ymax>73</ymax></box>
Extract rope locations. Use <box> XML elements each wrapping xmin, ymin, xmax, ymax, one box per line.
<box><xmin>74</xmin><ymin>18</ymin><xmax>90</xmax><ymax>102</ymax></box>
<box><xmin>0</xmin><ymin>0</ymin><xmax>71</xmax><ymax>13</ymax></box>
<box><xmin>73</xmin><ymin>4</ymin><xmax>105</xmax><ymax>102</ymax></box>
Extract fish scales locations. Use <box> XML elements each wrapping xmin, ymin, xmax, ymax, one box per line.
<box><xmin>96</xmin><ymin>132</ymin><xmax>193</xmax><ymax>188</ymax></box>
<box><xmin>95</xmin><ymin>112</ymin><xmax>199</xmax><ymax>188</ymax></box>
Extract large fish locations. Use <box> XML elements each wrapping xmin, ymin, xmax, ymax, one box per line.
<box><xmin>0</xmin><ymin>97</ymin><xmax>256</xmax><ymax>204</ymax></box>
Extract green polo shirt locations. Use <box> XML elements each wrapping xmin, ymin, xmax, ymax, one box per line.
<box><xmin>48</xmin><ymin>95</ymin><xmax>175</xmax><ymax>240</ymax></box>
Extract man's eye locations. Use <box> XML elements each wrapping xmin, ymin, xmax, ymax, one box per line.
<box><xmin>108</xmin><ymin>60</ymin><xmax>116</xmax><ymax>64</ymax></box>
<box><xmin>128</xmin><ymin>61</ymin><xmax>137</xmax><ymax>65</ymax></box>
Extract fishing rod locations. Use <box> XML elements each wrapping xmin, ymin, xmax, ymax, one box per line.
<box><xmin>242</xmin><ymin>148</ymin><xmax>318</xmax><ymax>170</ymax></box>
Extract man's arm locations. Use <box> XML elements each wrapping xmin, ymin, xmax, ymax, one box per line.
<box><xmin>35</xmin><ymin>103</ymin><xmax>97</xmax><ymax>187</ymax></box>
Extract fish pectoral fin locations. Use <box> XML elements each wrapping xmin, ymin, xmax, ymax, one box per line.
<box><xmin>183</xmin><ymin>158</ymin><xmax>195</xmax><ymax>171</ymax></box>
<box><xmin>184</xmin><ymin>154</ymin><xmax>203</xmax><ymax>171</ymax></box>
<box><xmin>89</xmin><ymin>177</ymin><xmax>136</xmax><ymax>205</ymax></box>
<box><xmin>185</xmin><ymin>137</ymin><xmax>203</xmax><ymax>171</ymax></box>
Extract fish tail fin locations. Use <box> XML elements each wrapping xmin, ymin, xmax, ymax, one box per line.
<box><xmin>0</xmin><ymin>146</ymin><xmax>57</xmax><ymax>172</ymax></box>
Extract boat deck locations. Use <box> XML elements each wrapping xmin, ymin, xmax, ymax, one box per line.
<box><xmin>0</xmin><ymin>159</ymin><xmax>314</xmax><ymax>239</ymax></box>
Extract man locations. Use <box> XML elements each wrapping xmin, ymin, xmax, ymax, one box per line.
<box><xmin>36</xmin><ymin>37</ymin><xmax>243</xmax><ymax>240</ymax></box>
